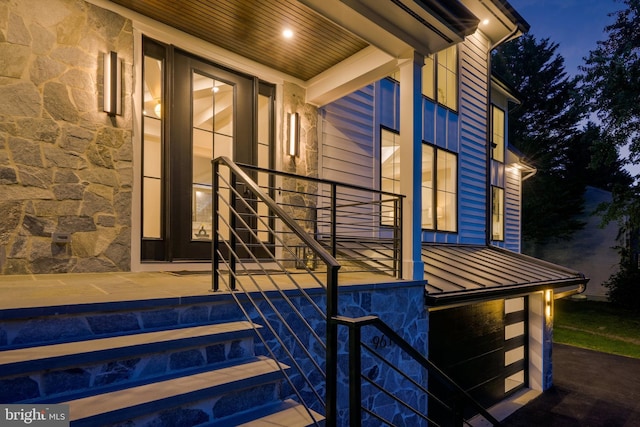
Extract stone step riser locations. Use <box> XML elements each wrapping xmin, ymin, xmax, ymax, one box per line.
<box><xmin>0</xmin><ymin>301</ymin><xmax>246</xmax><ymax>350</ymax></box>
<box><xmin>79</xmin><ymin>382</ymin><xmax>282</xmax><ymax>427</ymax></box>
<box><xmin>0</xmin><ymin>335</ymin><xmax>255</xmax><ymax>404</ymax></box>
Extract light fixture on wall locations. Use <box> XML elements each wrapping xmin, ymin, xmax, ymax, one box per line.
<box><xmin>103</xmin><ymin>51</ymin><xmax>122</xmax><ymax>116</ymax></box>
<box><xmin>545</xmin><ymin>289</ymin><xmax>552</xmax><ymax>318</ymax></box>
<box><xmin>288</xmin><ymin>112</ymin><xmax>300</xmax><ymax>157</ymax></box>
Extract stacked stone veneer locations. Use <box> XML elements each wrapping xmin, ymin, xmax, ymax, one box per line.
<box><xmin>0</xmin><ymin>0</ymin><xmax>133</xmax><ymax>274</ymax></box>
<box><xmin>241</xmin><ymin>281</ymin><xmax>429</xmax><ymax>427</ymax></box>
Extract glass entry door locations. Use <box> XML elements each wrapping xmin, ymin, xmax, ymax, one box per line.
<box><xmin>170</xmin><ymin>51</ymin><xmax>255</xmax><ymax>260</ymax></box>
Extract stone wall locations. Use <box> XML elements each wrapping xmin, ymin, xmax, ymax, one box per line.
<box><xmin>0</xmin><ymin>0</ymin><xmax>133</xmax><ymax>274</ymax></box>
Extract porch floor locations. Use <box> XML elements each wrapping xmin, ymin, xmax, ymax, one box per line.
<box><xmin>0</xmin><ymin>270</ymin><xmax>405</xmax><ymax>311</ymax></box>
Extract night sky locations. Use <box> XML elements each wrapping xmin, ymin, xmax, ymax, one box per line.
<box><xmin>508</xmin><ymin>0</ymin><xmax>621</xmax><ymax>77</ymax></box>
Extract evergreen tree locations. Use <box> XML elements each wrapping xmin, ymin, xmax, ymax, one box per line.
<box><xmin>492</xmin><ymin>34</ymin><xmax>588</xmax><ymax>244</ymax></box>
<box><xmin>581</xmin><ymin>0</ymin><xmax>640</xmax><ymax>232</ymax></box>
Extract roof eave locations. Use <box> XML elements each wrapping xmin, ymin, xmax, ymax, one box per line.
<box><xmin>425</xmin><ymin>277</ymin><xmax>589</xmax><ymax>307</ymax></box>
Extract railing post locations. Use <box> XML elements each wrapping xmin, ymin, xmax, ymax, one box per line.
<box><xmin>348</xmin><ymin>323</ymin><xmax>362</xmax><ymax>426</ymax></box>
<box><xmin>212</xmin><ymin>160</ymin><xmax>220</xmax><ymax>291</ymax></box>
<box><xmin>229</xmin><ymin>171</ymin><xmax>237</xmax><ymax>291</ymax></box>
<box><xmin>325</xmin><ymin>265</ymin><xmax>339</xmax><ymax>427</ymax></box>
<box><xmin>330</xmin><ymin>184</ymin><xmax>337</xmax><ymax>258</ymax></box>
<box><xmin>395</xmin><ymin>197</ymin><xmax>403</xmax><ymax>279</ymax></box>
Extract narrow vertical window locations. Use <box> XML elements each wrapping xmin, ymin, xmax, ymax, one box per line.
<box><xmin>492</xmin><ymin>186</ymin><xmax>504</xmax><ymax>241</ymax></box>
<box><xmin>436</xmin><ymin>149</ymin><xmax>457</xmax><ymax>232</ymax></box>
<box><xmin>422</xmin><ymin>145</ymin><xmax>457</xmax><ymax>232</ymax></box>
<box><xmin>421</xmin><ymin>144</ymin><xmax>434</xmax><ymax>228</ymax></box>
<box><xmin>492</xmin><ymin>105</ymin><xmax>505</xmax><ymax>162</ymax></box>
<box><xmin>381</xmin><ymin>128</ymin><xmax>400</xmax><ymax>225</ymax></box>
<box><xmin>257</xmin><ymin>84</ymin><xmax>274</xmax><ymax>241</ymax></box>
<box><xmin>422</xmin><ymin>54</ymin><xmax>435</xmax><ymax>100</ymax></box>
<box><xmin>437</xmin><ymin>45</ymin><xmax>458</xmax><ymax>111</ymax></box>
<box><xmin>142</xmin><ymin>50</ymin><xmax>164</xmax><ymax>239</ymax></box>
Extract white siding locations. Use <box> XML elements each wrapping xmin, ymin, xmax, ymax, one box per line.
<box><xmin>320</xmin><ymin>85</ymin><xmax>376</xmax><ymax>187</ymax></box>
<box><xmin>451</xmin><ymin>32</ymin><xmax>489</xmax><ymax>244</ymax></box>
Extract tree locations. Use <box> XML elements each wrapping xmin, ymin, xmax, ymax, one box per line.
<box><xmin>581</xmin><ymin>0</ymin><xmax>640</xmax><ymax>230</ymax></box>
<box><xmin>580</xmin><ymin>0</ymin><xmax>640</xmax><ymax>308</ymax></box>
<box><xmin>581</xmin><ymin>0</ymin><xmax>640</xmax><ymax>166</ymax></box>
<box><xmin>492</xmin><ymin>34</ymin><xmax>588</xmax><ymax>245</ymax></box>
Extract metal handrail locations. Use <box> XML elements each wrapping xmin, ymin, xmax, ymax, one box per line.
<box><xmin>334</xmin><ymin>315</ymin><xmax>502</xmax><ymax>427</ymax></box>
<box><xmin>212</xmin><ymin>157</ymin><xmax>496</xmax><ymax>426</ymax></box>
<box><xmin>212</xmin><ymin>156</ymin><xmax>340</xmax><ymax>426</ymax></box>
<box><xmin>234</xmin><ymin>161</ymin><xmax>403</xmax><ymax>278</ymax></box>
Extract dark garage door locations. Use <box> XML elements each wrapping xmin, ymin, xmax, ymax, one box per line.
<box><xmin>428</xmin><ymin>298</ymin><xmax>528</xmax><ymax>423</ymax></box>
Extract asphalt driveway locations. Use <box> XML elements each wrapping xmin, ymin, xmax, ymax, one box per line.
<box><xmin>502</xmin><ymin>343</ymin><xmax>640</xmax><ymax>426</ymax></box>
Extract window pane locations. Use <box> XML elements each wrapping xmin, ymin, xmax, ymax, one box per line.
<box><xmin>492</xmin><ymin>106</ymin><xmax>505</xmax><ymax>162</ymax></box>
<box><xmin>192</xmin><ymin>72</ymin><xmax>233</xmax><ymax>241</ymax></box>
<box><xmin>142</xmin><ymin>55</ymin><xmax>163</xmax><ymax>239</ymax></box>
<box><xmin>436</xmin><ymin>46</ymin><xmax>457</xmax><ymax>111</ymax></box>
<box><xmin>381</xmin><ymin>129</ymin><xmax>400</xmax><ymax>225</ymax></box>
<box><xmin>422</xmin><ymin>55</ymin><xmax>435</xmax><ymax>100</ymax></box>
<box><xmin>436</xmin><ymin>150</ymin><xmax>457</xmax><ymax>231</ymax></box>
<box><xmin>492</xmin><ymin>186</ymin><xmax>504</xmax><ymax>241</ymax></box>
<box><xmin>421</xmin><ymin>144</ymin><xmax>434</xmax><ymax>228</ymax></box>
<box><xmin>142</xmin><ymin>177</ymin><xmax>161</xmax><ymax>238</ymax></box>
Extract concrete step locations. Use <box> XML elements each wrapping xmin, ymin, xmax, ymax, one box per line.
<box><xmin>0</xmin><ymin>321</ymin><xmax>259</xmax><ymax>402</ymax></box>
<box><xmin>64</xmin><ymin>357</ymin><xmax>288</xmax><ymax>427</ymax></box>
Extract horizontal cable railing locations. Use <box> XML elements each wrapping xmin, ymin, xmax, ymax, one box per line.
<box><xmin>212</xmin><ymin>156</ymin><xmax>340</xmax><ymax>425</ymax></box>
<box><xmin>334</xmin><ymin>315</ymin><xmax>502</xmax><ymax>427</ymax></box>
<box><xmin>230</xmin><ymin>162</ymin><xmax>404</xmax><ymax>279</ymax></box>
<box><xmin>211</xmin><ymin>156</ymin><xmax>497</xmax><ymax>426</ymax></box>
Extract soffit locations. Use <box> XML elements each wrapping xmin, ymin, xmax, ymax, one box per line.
<box><xmin>423</xmin><ymin>245</ymin><xmax>588</xmax><ymax>306</ymax></box>
<box><xmin>108</xmin><ymin>0</ymin><xmax>369</xmax><ymax>81</ymax></box>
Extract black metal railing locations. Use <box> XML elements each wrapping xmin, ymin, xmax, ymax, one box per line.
<box><xmin>223</xmin><ymin>161</ymin><xmax>404</xmax><ymax>278</ymax></box>
<box><xmin>212</xmin><ymin>156</ymin><xmax>340</xmax><ymax>425</ymax></box>
<box><xmin>335</xmin><ymin>315</ymin><xmax>502</xmax><ymax>427</ymax></box>
<box><xmin>211</xmin><ymin>156</ymin><xmax>499</xmax><ymax>427</ymax></box>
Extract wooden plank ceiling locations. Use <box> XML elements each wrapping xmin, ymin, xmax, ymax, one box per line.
<box><xmin>109</xmin><ymin>0</ymin><xmax>369</xmax><ymax>81</ymax></box>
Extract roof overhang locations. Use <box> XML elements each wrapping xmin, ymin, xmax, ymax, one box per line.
<box><xmin>300</xmin><ymin>0</ymin><xmax>480</xmax><ymax>58</ymax></box>
<box><xmin>459</xmin><ymin>0</ymin><xmax>530</xmax><ymax>45</ymax></box>
<box><xmin>423</xmin><ymin>245</ymin><xmax>588</xmax><ymax>307</ymax></box>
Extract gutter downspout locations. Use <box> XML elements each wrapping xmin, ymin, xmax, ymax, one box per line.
<box><xmin>485</xmin><ymin>25</ymin><xmax>520</xmax><ymax>246</ymax></box>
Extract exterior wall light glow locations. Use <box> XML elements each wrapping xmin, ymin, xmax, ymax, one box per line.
<box><xmin>288</xmin><ymin>112</ymin><xmax>299</xmax><ymax>157</ymax></box>
<box><xmin>103</xmin><ymin>51</ymin><xmax>122</xmax><ymax>116</ymax></box>
<box><xmin>545</xmin><ymin>289</ymin><xmax>553</xmax><ymax>318</ymax></box>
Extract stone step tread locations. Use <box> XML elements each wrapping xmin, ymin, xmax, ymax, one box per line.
<box><xmin>65</xmin><ymin>357</ymin><xmax>285</xmax><ymax>423</ymax></box>
<box><xmin>237</xmin><ymin>399</ymin><xmax>325</xmax><ymax>426</ymax></box>
<box><xmin>0</xmin><ymin>321</ymin><xmax>257</xmax><ymax>376</ymax></box>
<box><xmin>205</xmin><ymin>399</ymin><xmax>324</xmax><ymax>427</ymax></box>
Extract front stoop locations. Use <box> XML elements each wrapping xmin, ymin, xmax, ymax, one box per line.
<box><xmin>0</xmin><ymin>300</ymin><xmax>324</xmax><ymax>426</ymax></box>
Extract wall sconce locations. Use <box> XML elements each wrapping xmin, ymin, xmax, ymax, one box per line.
<box><xmin>288</xmin><ymin>112</ymin><xmax>299</xmax><ymax>157</ymax></box>
<box><xmin>103</xmin><ymin>51</ymin><xmax>122</xmax><ymax>116</ymax></box>
<box><xmin>545</xmin><ymin>289</ymin><xmax>553</xmax><ymax>318</ymax></box>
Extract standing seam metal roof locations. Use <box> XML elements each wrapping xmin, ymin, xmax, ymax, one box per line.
<box><xmin>423</xmin><ymin>244</ymin><xmax>588</xmax><ymax>306</ymax></box>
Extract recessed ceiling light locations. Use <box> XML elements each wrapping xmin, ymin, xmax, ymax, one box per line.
<box><xmin>283</xmin><ymin>28</ymin><xmax>294</xmax><ymax>39</ymax></box>
<box><xmin>482</xmin><ymin>19</ymin><xmax>490</xmax><ymax>26</ymax></box>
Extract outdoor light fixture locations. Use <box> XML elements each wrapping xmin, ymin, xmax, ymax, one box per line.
<box><xmin>545</xmin><ymin>290</ymin><xmax>552</xmax><ymax>318</ymax></box>
<box><xmin>288</xmin><ymin>112</ymin><xmax>300</xmax><ymax>157</ymax></box>
<box><xmin>103</xmin><ymin>51</ymin><xmax>122</xmax><ymax>116</ymax></box>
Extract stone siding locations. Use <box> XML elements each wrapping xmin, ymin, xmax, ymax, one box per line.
<box><xmin>242</xmin><ymin>281</ymin><xmax>429</xmax><ymax>427</ymax></box>
<box><xmin>0</xmin><ymin>0</ymin><xmax>133</xmax><ymax>274</ymax></box>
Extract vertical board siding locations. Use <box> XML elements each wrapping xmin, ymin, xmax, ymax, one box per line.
<box><xmin>457</xmin><ymin>32</ymin><xmax>489</xmax><ymax>245</ymax></box>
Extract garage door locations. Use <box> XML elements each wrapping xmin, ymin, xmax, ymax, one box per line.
<box><xmin>428</xmin><ymin>297</ymin><xmax>528</xmax><ymax>422</ymax></box>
